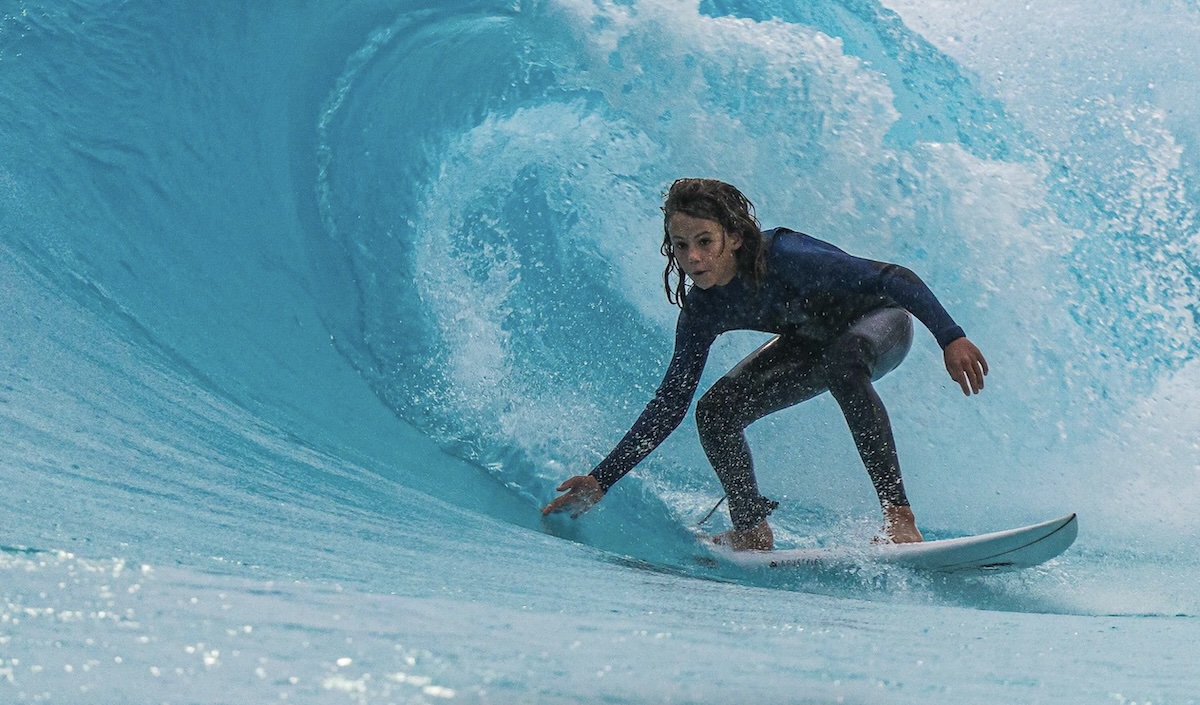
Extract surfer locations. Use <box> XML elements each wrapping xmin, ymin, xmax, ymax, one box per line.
<box><xmin>542</xmin><ymin>178</ymin><xmax>987</xmax><ymax>550</ymax></box>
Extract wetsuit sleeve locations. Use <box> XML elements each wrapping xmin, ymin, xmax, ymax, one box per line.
<box><xmin>784</xmin><ymin>244</ymin><xmax>966</xmax><ymax>349</ymax></box>
<box><xmin>588</xmin><ymin>312</ymin><xmax>713</xmax><ymax>492</ymax></box>
<box><xmin>870</xmin><ymin>262</ymin><xmax>965</xmax><ymax>348</ymax></box>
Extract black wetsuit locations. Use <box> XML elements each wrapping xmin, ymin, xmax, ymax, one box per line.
<box><xmin>588</xmin><ymin>228</ymin><xmax>965</xmax><ymax>530</ymax></box>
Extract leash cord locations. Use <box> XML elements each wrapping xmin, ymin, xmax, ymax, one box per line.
<box><xmin>695</xmin><ymin>495</ymin><xmax>727</xmax><ymax>527</ymax></box>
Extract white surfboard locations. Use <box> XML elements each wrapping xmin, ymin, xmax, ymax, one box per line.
<box><xmin>713</xmin><ymin>513</ymin><xmax>1078</xmax><ymax>575</ymax></box>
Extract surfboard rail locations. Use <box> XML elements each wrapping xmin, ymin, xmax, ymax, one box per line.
<box><xmin>713</xmin><ymin>513</ymin><xmax>1079</xmax><ymax>575</ymax></box>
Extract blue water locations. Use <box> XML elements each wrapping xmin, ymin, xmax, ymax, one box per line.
<box><xmin>3</xmin><ymin>0</ymin><xmax>1199</xmax><ymax>702</ymax></box>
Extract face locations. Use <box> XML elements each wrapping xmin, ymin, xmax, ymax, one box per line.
<box><xmin>667</xmin><ymin>212</ymin><xmax>742</xmax><ymax>289</ymax></box>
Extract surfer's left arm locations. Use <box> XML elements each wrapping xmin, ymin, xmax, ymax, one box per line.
<box><xmin>867</xmin><ymin>261</ymin><xmax>988</xmax><ymax>395</ymax></box>
<box><xmin>817</xmin><ymin>252</ymin><xmax>990</xmax><ymax>395</ymax></box>
<box><xmin>870</xmin><ymin>263</ymin><xmax>987</xmax><ymax>395</ymax></box>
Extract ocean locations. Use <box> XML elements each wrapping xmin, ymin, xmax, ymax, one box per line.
<box><xmin>2</xmin><ymin>0</ymin><xmax>1199</xmax><ymax>702</ymax></box>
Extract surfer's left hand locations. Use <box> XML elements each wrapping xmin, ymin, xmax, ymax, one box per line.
<box><xmin>944</xmin><ymin>337</ymin><xmax>988</xmax><ymax>395</ymax></box>
<box><xmin>541</xmin><ymin>475</ymin><xmax>605</xmax><ymax>518</ymax></box>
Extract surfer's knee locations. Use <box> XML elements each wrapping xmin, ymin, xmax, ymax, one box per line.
<box><xmin>695</xmin><ymin>380</ymin><xmax>741</xmax><ymax>434</ymax></box>
<box><xmin>821</xmin><ymin>335</ymin><xmax>873</xmax><ymax>399</ymax></box>
<box><xmin>824</xmin><ymin>331</ymin><xmax>873</xmax><ymax>370</ymax></box>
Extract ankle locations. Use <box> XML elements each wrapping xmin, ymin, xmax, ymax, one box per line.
<box><xmin>882</xmin><ymin>505</ymin><xmax>923</xmax><ymax>543</ymax></box>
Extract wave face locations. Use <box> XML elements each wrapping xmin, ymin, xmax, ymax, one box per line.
<box><xmin>3</xmin><ymin>0</ymin><xmax>1200</xmax><ymax>702</ymax></box>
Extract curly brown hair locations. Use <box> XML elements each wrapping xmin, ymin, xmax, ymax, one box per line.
<box><xmin>660</xmin><ymin>178</ymin><xmax>768</xmax><ymax>308</ymax></box>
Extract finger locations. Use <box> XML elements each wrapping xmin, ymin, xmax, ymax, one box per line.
<box><xmin>543</xmin><ymin>492</ymin><xmax>576</xmax><ymax>515</ymax></box>
<box><xmin>545</xmin><ymin>487</ymin><xmax>590</xmax><ymax>515</ymax></box>
<box><xmin>972</xmin><ymin>362</ymin><xmax>985</xmax><ymax>393</ymax></box>
<box><xmin>954</xmin><ymin>368</ymin><xmax>970</xmax><ymax>396</ymax></box>
<box><xmin>557</xmin><ymin>477</ymin><xmax>588</xmax><ymax>493</ymax></box>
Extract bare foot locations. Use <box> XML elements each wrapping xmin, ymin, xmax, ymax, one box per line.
<box><xmin>712</xmin><ymin>519</ymin><xmax>774</xmax><ymax>551</ymax></box>
<box><xmin>879</xmin><ymin>505</ymin><xmax>924</xmax><ymax>544</ymax></box>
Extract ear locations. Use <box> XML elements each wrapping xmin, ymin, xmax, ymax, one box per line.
<box><xmin>727</xmin><ymin>230</ymin><xmax>743</xmax><ymax>252</ymax></box>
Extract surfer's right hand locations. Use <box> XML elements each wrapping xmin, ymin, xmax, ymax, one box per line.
<box><xmin>541</xmin><ymin>475</ymin><xmax>604</xmax><ymax>518</ymax></box>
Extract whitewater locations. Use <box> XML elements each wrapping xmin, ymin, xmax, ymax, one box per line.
<box><xmin>2</xmin><ymin>0</ymin><xmax>1199</xmax><ymax>702</ymax></box>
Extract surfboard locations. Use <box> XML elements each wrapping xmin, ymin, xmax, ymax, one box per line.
<box><xmin>711</xmin><ymin>513</ymin><xmax>1078</xmax><ymax>575</ymax></box>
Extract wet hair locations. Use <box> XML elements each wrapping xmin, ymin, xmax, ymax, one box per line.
<box><xmin>660</xmin><ymin>178</ymin><xmax>768</xmax><ymax>308</ymax></box>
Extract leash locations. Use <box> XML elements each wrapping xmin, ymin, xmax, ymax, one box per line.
<box><xmin>695</xmin><ymin>494</ymin><xmax>727</xmax><ymax>527</ymax></box>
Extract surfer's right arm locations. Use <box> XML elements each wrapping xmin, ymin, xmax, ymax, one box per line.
<box><xmin>541</xmin><ymin>312</ymin><xmax>712</xmax><ymax>518</ymax></box>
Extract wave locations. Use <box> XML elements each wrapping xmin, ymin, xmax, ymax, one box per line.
<box><xmin>3</xmin><ymin>0</ymin><xmax>1200</xmax><ymax>585</ymax></box>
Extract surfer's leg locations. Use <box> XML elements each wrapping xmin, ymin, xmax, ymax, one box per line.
<box><xmin>695</xmin><ymin>336</ymin><xmax>825</xmax><ymax>533</ymax></box>
<box><xmin>819</xmin><ymin>308</ymin><xmax>922</xmax><ymax>542</ymax></box>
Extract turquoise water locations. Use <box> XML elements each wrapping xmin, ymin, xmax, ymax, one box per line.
<box><xmin>2</xmin><ymin>0</ymin><xmax>1199</xmax><ymax>702</ymax></box>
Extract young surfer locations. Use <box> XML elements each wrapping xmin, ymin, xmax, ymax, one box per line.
<box><xmin>542</xmin><ymin>178</ymin><xmax>988</xmax><ymax>550</ymax></box>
